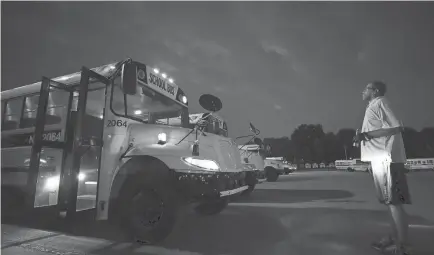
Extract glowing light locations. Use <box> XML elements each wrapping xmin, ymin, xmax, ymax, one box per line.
<box><xmin>134</xmin><ymin>110</ymin><xmax>142</xmax><ymax>115</ymax></box>
<box><xmin>153</xmin><ymin>68</ymin><xmax>159</xmax><ymax>74</ymax></box>
<box><xmin>78</xmin><ymin>173</ymin><xmax>86</xmax><ymax>181</ymax></box>
<box><xmin>162</xmin><ymin>73</ymin><xmax>167</xmax><ymax>78</ymax></box>
<box><xmin>44</xmin><ymin>176</ymin><xmax>60</xmax><ymax>192</ymax></box>
<box><xmin>158</xmin><ymin>133</ymin><xmax>167</xmax><ymax>143</ymax></box>
<box><xmin>182</xmin><ymin>157</ymin><xmax>219</xmax><ymax>171</ymax></box>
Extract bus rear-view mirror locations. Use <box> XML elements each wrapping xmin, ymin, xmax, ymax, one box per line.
<box><xmin>249</xmin><ymin>122</ymin><xmax>258</xmax><ymax>134</ymax></box>
<box><xmin>121</xmin><ymin>62</ymin><xmax>137</xmax><ymax>95</ymax></box>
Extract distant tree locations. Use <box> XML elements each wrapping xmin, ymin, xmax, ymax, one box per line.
<box><xmin>420</xmin><ymin>127</ymin><xmax>434</xmax><ymax>157</ymax></box>
<box><xmin>323</xmin><ymin>132</ymin><xmax>340</xmax><ymax>163</ymax></box>
<box><xmin>402</xmin><ymin>127</ymin><xmax>420</xmax><ymax>158</ymax></box>
<box><xmin>313</xmin><ymin>137</ymin><xmax>326</xmax><ymax>163</ymax></box>
<box><xmin>290</xmin><ymin>124</ymin><xmax>325</xmax><ymax>163</ymax></box>
<box><xmin>264</xmin><ymin>124</ymin><xmax>434</xmax><ymax>166</ymax></box>
<box><xmin>336</xmin><ymin>128</ymin><xmax>356</xmax><ymax>160</ymax></box>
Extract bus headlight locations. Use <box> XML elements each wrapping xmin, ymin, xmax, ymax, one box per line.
<box><xmin>181</xmin><ymin>157</ymin><xmax>219</xmax><ymax>171</ymax></box>
<box><xmin>44</xmin><ymin>176</ymin><xmax>60</xmax><ymax>192</ymax></box>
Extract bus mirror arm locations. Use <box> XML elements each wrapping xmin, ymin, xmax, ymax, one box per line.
<box><xmin>176</xmin><ymin>128</ymin><xmax>196</xmax><ymax>146</ymax></box>
<box><xmin>120</xmin><ymin>143</ymin><xmax>134</xmax><ymax>160</ymax></box>
<box><xmin>175</xmin><ymin>114</ymin><xmax>210</xmax><ymax>145</ymax></box>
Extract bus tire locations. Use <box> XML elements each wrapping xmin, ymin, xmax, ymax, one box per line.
<box><xmin>194</xmin><ymin>198</ymin><xmax>229</xmax><ymax>216</ymax></box>
<box><xmin>241</xmin><ymin>171</ymin><xmax>257</xmax><ymax>196</ymax></box>
<box><xmin>265</xmin><ymin>167</ymin><xmax>279</xmax><ymax>182</ymax></box>
<box><xmin>347</xmin><ymin>167</ymin><xmax>354</xmax><ymax>172</ymax></box>
<box><xmin>115</xmin><ymin>159</ymin><xmax>179</xmax><ymax>245</ymax></box>
<box><xmin>241</xmin><ymin>184</ymin><xmax>255</xmax><ymax>196</ymax></box>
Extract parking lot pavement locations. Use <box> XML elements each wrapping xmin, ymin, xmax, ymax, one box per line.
<box><xmin>2</xmin><ymin>171</ymin><xmax>434</xmax><ymax>255</ymax></box>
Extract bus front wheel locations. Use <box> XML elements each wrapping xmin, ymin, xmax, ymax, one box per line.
<box><xmin>241</xmin><ymin>171</ymin><xmax>258</xmax><ymax>196</ymax></box>
<box><xmin>115</xmin><ymin>161</ymin><xmax>179</xmax><ymax>245</ymax></box>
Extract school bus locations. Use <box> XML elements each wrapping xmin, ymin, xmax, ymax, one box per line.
<box><xmin>1</xmin><ymin>59</ymin><xmax>255</xmax><ymax>244</ymax></box>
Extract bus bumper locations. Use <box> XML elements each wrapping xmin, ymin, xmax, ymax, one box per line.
<box><xmin>173</xmin><ymin>171</ymin><xmax>252</xmax><ymax>201</ymax></box>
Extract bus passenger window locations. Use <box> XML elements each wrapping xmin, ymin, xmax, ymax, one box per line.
<box><xmin>2</xmin><ymin>98</ymin><xmax>23</xmax><ymax>130</ymax></box>
<box><xmin>45</xmin><ymin>90</ymin><xmax>69</xmax><ymax>125</ymax></box>
<box><xmin>21</xmin><ymin>95</ymin><xmax>40</xmax><ymax>128</ymax></box>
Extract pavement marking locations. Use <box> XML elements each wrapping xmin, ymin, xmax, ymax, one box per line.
<box><xmin>133</xmin><ymin>245</ymin><xmax>205</xmax><ymax>255</ymax></box>
<box><xmin>376</xmin><ymin>223</ymin><xmax>434</xmax><ymax>230</ymax></box>
<box><xmin>229</xmin><ymin>201</ymin><xmax>381</xmax><ymax>210</ymax></box>
<box><xmin>1</xmin><ymin>233</ymin><xmax>62</xmax><ymax>249</ymax></box>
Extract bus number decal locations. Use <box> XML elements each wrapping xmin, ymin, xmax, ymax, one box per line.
<box><xmin>107</xmin><ymin>120</ymin><xmax>127</xmax><ymax>128</ymax></box>
<box><xmin>27</xmin><ymin>131</ymin><xmax>62</xmax><ymax>144</ymax></box>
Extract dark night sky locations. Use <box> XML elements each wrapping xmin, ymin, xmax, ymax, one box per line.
<box><xmin>2</xmin><ymin>2</ymin><xmax>434</xmax><ymax>139</ymax></box>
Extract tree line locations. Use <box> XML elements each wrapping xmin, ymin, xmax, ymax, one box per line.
<box><xmin>263</xmin><ymin>124</ymin><xmax>434</xmax><ymax>164</ymax></box>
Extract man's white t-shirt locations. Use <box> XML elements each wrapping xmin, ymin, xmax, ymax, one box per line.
<box><xmin>360</xmin><ymin>96</ymin><xmax>406</xmax><ymax>163</ymax></box>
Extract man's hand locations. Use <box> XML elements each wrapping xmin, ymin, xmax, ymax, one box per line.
<box><xmin>353</xmin><ymin>129</ymin><xmax>371</xmax><ymax>145</ymax></box>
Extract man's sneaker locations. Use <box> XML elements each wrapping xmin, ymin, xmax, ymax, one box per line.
<box><xmin>381</xmin><ymin>244</ymin><xmax>413</xmax><ymax>255</ymax></box>
<box><xmin>371</xmin><ymin>235</ymin><xmax>395</xmax><ymax>251</ymax></box>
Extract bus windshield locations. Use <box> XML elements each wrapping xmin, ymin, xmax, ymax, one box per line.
<box><xmin>110</xmin><ymin>75</ymin><xmax>188</xmax><ymax>126</ymax></box>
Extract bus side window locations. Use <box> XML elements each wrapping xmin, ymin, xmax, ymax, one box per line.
<box><xmin>46</xmin><ymin>90</ymin><xmax>69</xmax><ymax>124</ymax></box>
<box><xmin>21</xmin><ymin>95</ymin><xmax>40</xmax><ymax>128</ymax></box>
<box><xmin>2</xmin><ymin>98</ymin><xmax>23</xmax><ymax>130</ymax></box>
<box><xmin>20</xmin><ymin>92</ymin><xmax>64</xmax><ymax>128</ymax></box>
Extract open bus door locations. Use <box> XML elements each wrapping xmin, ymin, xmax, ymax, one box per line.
<box><xmin>26</xmin><ymin>67</ymin><xmax>109</xmax><ymax>221</ymax></box>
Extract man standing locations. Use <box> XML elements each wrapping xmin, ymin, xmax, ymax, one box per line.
<box><xmin>353</xmin><ymin>81</ymin><xmax>412</xmax><ymax>255</ymax></box>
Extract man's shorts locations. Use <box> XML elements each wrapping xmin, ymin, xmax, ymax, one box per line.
<box><xmin>371</xmin><ymin>161</ymin><xmax>412</xmax><ymax>205</ymax></box>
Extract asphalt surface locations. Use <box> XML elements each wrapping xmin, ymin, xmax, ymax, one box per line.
<box><xmin>2</xmin><ymin>170</ymin><xmax>434</xmax><ymax>255</ymax></box>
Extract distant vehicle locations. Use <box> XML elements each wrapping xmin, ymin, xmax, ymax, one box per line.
<box><xmin>312</xmin><ymin>163</ymin><xmax>319</xmax><ymax>169</ymax></box>
<box><xmin>238</xmin><ymin>144</ymin><xmax>267</xmax><ymax>194</ymax></box>
<box><xmin>305</xmin><ymin>163</ymin><xmax>312</xmax><ymax>169</ymax></box>
<box><xmin>405</xmin><ymin>158</ymin><xmax>434</xmax><ymax>171</ymax></box>
<box><xmin>264</xmin><ymin>157</ymin><xmax>287</xmax><ymax>182</ymax></box>
<box><xmin>287</xmin><ymin>162</ymin><xmax>298</xmax><ymax>172</ymax></box>
<box><xmin>335</xmin><ymin>159</ymin><xmax>370</xmax><ymax>172</ymax></box>
<box><xmin>236</xmin><ymin>123</ymin><xmax>272</xmax><ymax>194</ymax></box>
<box><xmin>319</xmin><ymin>163</ymin><xmax>326</xmax><ymax>168</ymax></box>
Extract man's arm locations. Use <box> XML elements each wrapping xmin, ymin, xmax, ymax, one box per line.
<box><xmin>364</xmin><ymin>127</ymin><xmax>402</xmax><ymax>139</ymax></box>
<box><xmin>355</xmin><ymin>99</ymin><xmax>403</xmax><ymax>142</ymax></box>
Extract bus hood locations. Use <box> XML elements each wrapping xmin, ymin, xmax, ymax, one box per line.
<box><xmin>124</xmin><ymin>124</ymin><xmax>244</xmax><ymax>173</ymax></box>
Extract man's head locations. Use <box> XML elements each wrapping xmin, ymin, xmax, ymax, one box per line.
<box><xmin>362</xmin><ymin>81</ymin><xmax>387</xmax><ymax>101</ymax></box>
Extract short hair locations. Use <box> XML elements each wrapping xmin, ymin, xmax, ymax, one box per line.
<box><xmin>370</xmin><ymin>81</ymin><xmax>387</xmax><ymax>96</ymax></box>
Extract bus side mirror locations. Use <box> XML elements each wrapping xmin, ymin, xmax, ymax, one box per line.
<box><xmin>121</xmin><ymin>62</ymin><xmax>137</xmax><ymax>95</ymax></box>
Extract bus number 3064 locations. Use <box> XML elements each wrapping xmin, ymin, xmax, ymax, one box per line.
<box><xmin>107</xmin><ymin>120</ymin><xmax>127</xmax><ymax>128</ymax></box>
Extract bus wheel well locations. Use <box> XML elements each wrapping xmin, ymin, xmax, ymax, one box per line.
<box><xmin>109</xmin><ymin>156</ymin><xmax>171</xmax><ymax>211</ymax></box>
